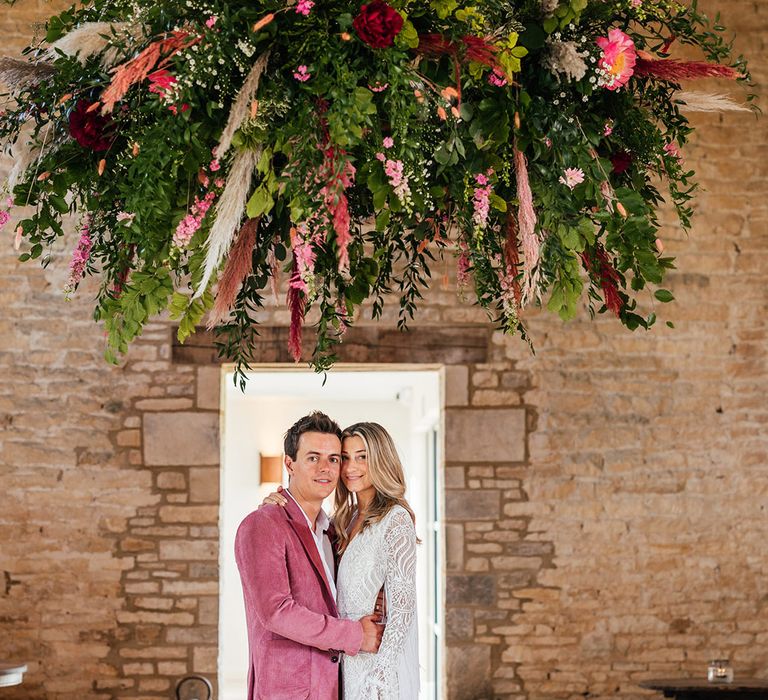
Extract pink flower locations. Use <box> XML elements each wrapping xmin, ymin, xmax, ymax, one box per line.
<box><xmin>0</xmin><ymin>209</ymin><xmax>9</xmax><ymax>229</ymax></box>
<box><xmin>603</xmin><ymin>121</ymin><xmax>614</xmax><ymax>137</ymax></box>
<box><xmin>596</xmin><ymin>29</ymin><xmax>637</xmax><ymax>91</ymax></box>
<box><xmin>209</xmin><ymin>159</ymin><xmax>221</xmax><ymax>172</ymax></box>
<box><xmin>472</xmin><ymin>170</ymin><xmax>494</xmax><ymax>230</ymax></box>
<box><xmin>664</xmin><ymin>141</ymin><xmax>683</xmax><ymax>161</ymax></box>
<box><xmin>369</xmin><ymin>82</ymin><xmax>389</xmax><ymax>92</ymax></box>
<box><xmin>293</xmin><ymin>65</ymin><xmax>311</xmax><ymax>82</ymax></box>
<box><xmin>295</xmin><ymin>0</ymin><xmax>315</xmax><ymax>15</ymax></box>
<box><xmin>559</xmin><ymin>167</ymin><xmax>586</xmax><ymax>189</ymax></box>
<box><xmin>630</xmin><ymin>0</ymin><xmax>642</xmax><ymax>7</ymax></box>
<box><xmin>382</xmin><ymin>136</ymin><xmax>394</xmax><ymax>149</ymax></box>
<box><xmin>382</xmin><ymin>158</ymin><xmax>411</xmax><ymax>205</ymax></box>
<box><xmin>174</xmin><ymin>190</ymin><xmax>217</xmax><ymax>248</ymax></box>
<box><xmin>64</xmin><ymin>216</ymin><xmax>93</xmax><ymax>295</ymax></box>
<box><xmin>375</xmin><ymin>152</ymin><xmax>386</xmax><ymax>161</ymax></box>
<box><xmin>214</xmin><ymin>178</ymin><xmax>225</xmax><ymax>188</ymax></box>
<box><xmin>147</xmin><ymin>69</ymin><xmax>177</xmax><ymax>98</ymax></box>
<box><xmin>488</xmin><ymin>68</ymin><xmax>507</xmax><ymax>87</ymax></box>
<box><xmin>116</xmin><ymin>211</ymin><xmax>135</xmax><ymax>225</ymax></box>
<box><xmin>457</xmin><ymin>242</ymin><xmax>471</xmax><ymax>288</ymax></box>
<box><xmin>205</xmin><ymin>16</ymin><xmax>218</xmax><ymax>28</ymax></box>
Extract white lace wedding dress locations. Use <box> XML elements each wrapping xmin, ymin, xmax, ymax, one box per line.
<box><xmin>336</xmin><ymin>505</ymin><xmax>419</xmax><ymax>699</ymax></box>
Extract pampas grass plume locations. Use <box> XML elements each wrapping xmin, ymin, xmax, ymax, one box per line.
<box><xmin>195</xmin><ymin>148</ymin><xmax>260</xmax><ymax>298</ymax></box>
<box><xmin>216</xmin><ymin>52</ymin><xmax>270</xmax><ymax>158</ymax></box>
<box><xmin>675</xmin><ymin>91</ymin><xmax>751</xmax><ymax>113</ymax></box>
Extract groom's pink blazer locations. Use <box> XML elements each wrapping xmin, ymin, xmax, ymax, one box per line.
<box><xmin>235</xmin><ymin>497</ymin><xmax>363</xmax><ymax>700</ymax></box>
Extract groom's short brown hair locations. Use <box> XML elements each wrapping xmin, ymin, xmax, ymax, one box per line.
<box><xmin>283</xmin><ymin>411</ymin><xmax>342</xmax><ymax>459</ymax></box>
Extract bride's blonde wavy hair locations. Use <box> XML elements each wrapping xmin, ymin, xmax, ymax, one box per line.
<box><xmin>333</xmin><ymin>422</ymin><xmax>419</xmax><ymax>554</ymax></box>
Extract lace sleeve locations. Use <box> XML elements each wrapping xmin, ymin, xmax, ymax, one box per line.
<box><xmin>362</xmin><ymin>507</ymin><xmax>417</xmax><ymax>698</ymax></box>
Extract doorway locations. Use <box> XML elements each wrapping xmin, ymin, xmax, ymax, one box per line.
<box><xmin>218</xmin><ymin>365</ymin><xmax>445</xmax><ymax>699</ymax></box>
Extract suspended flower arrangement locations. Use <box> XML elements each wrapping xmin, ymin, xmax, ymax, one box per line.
<box><xmin>0</xmin><ymin>0</ymin><xmax>754</xmax><ymax>379</ymax></box>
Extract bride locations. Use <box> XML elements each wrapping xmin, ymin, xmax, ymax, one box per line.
<box><xmin>266</xmin><ymin>421</ymin><xmax>420</xmax><ymax>699</ymax></box>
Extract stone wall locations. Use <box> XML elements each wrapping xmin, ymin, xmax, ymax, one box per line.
<box><xmin>1</xmin><ymin>2</ymin><xmax>767</xmax><ymax>700</ymax></box>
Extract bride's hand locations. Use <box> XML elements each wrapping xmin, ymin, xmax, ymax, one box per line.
<box><xmin>260</xmin><ymin>484</ymin><xmax>288</xmax><ymax>508</ymax></box>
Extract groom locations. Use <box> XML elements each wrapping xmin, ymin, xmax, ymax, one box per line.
<box><xmin>235</xmin><ymin>411</ymin><xmax>383</xmax><ymax>700</ymax></box>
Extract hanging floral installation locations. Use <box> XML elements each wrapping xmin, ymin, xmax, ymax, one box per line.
<box><xmin>0</xmin><ymin>0</ymin><xmax>754</xmax><ymax>378</ymax></box>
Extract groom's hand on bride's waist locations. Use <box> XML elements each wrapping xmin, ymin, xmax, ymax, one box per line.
<box><xmin>358</xmin><ymin>614</ymin><xmax>384</xmax><ymax>653</ymax></box>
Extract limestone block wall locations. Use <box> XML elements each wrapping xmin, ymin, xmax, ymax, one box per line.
<box><xmin>1</xmin><ymin>1</ymin><xmax>767</xmax><ymax>700</ymax></box>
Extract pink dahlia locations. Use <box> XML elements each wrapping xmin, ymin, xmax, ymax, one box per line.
<box><xmin>596</xmin><ymin>29</ymin><xmax>637</xmax><ymax>91</ymax></box>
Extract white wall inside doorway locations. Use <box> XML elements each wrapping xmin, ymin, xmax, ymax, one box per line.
<box><xmin>219</xmin><ymin>367</ymin><xmax>444</xmax><ymax>700</ymax></box>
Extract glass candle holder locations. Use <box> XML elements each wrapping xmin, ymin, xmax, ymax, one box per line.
<box><xmin>707</xmin><ymin>659</ymin><xmax>734</xmax><ymax>684</ymax></box>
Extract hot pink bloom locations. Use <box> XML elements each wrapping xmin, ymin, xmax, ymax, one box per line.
<box><xmin>209</xmin><ymin>159</ymin><xmax>221</xmax><ymax>172</ymax></box>
<box><xmin>293</xmin><ymin>65</ymin><xmax>311</xmax><ymax>82</ymax></box>
<box><xmin>596</xmin><ymin>29</ymin><xmax>637</xmax><ymax>91</ymax></box>
<box><xmin>382</xmin><ymin>136</ymin><xmax>394</xmax><ymax>149</ymax></box>
<box><xmin>296</xmin><ymin>0</ymin><xmax>315</xmax><ymax>15</ymax></box>
<box><xmin>487</xmin><ymin>68</ymin><xmax>507</xmax><ymax>87</ymax></box>
<box><xmin>205</xmin><ymin>16</ymin><xmax>218</xmax><ymax>28</ymax></box>
<box><xmin>147</xmin><ymin>69</ymin><xmax>177</xmax><ymax>98</ymax></box>
<box><xmin>375</xmin><ymin>152</ymin><xmax>386</xmax><ymax>161</ymax></box>
<box><xmin>603</xmin><ymin>121</ymin><xmax>614</xmax><ymax>136</ymax></box>
<box><xmin>559</xmin><ymin>167</ymin><xmax>585</xmax><ymax>190</ymax></box>
<box><xmin>369</xmin><ymin>82</ymin><xmax>389</xmax><ymax>92</ymax></box>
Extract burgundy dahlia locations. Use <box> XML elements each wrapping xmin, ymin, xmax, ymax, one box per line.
<box><xmin>68</xmin><ymin>100</ymin><xmax>115</xmax><ymax>152</ymax></box>
<box><xmin>610</xmin><ymin>150</ymin><xmax>633</xmax><ymax>174</ymax></box>
<box><xmin>352</xmin><ymin>0</ymin><xmax>404</xmax><ymax>49</ymax></box>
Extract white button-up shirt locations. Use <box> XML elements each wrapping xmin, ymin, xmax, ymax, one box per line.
<box><xmin>286</xmin><ymin>489</ymin><xmax>337</xmax><ymax>599</ymax></box>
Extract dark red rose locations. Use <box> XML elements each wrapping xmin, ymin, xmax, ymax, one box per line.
<box><xmin>68</xmin><ymin>100</ymin><xmax>115</xmax><ymax>152</ymax></box>
<box><xmin>610</xmin><ymin>150</ymin><xmax>633</xmax><ymax>174</ymax></box>
<box><xmin>352</xmin><ymin>0</ymin><xmax>404</xmax><ymax>49</ymax></box>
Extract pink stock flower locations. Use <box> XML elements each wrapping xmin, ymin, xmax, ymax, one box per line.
<box><xmin>457</xmin><ymin>242</ymin><xmax>471</xmax><ymax>289</ymax></box>
<box><xmin>205</xmin><ymin>16</ymin><xmax>218</xmax><ymax>28</ymax></box>
<box><xmin>295</xmin><ymin>0</ymin><xmax>315</xmax><ymax>15</ymax></box>
<box><xmin>209</xmin><ymin>159</ymin><xmax>221</xmax><ymax>172</ymax></box>
<box><xmin>382</xmin><ymin>136</ymin><xmax>394</xmax><ymax>149</ymax></box>
<box><xmin>559</xmin><ymin>167</ymin><xmax>586</xmax><ymax>190</ymax></box>
<box><xmin>383</xmin><ymin>158</ymin><xmax>411</xmax><ymax>206</ymax></box>
<box><xmin>472</xmin><ymin>170</ymin><xmax>494</xmax><ymax>230</ymax></box>
<box><xmin>64</xmin><ymin>216</ymin><xmax>93</xmax><ymax>296</ymax></box>
<box><xmin>293</xmin><ymin>65</ymin><xmax>311</xmax><ymax>82</ymax></box>
<box><xmin>174</xmin><ymin>191</ymin><xmax>216</xmax><ymax>248</ymax></box>
<box><xmin>596</xmin><ymin>29</ymin><xmax>637</xmax><ymax>91</ymax></box>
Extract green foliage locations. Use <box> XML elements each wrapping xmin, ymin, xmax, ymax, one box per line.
<box><xmin>0</xmin><ymin>0</ymin><xmax>754</xmax><ymax>377</ymax></box>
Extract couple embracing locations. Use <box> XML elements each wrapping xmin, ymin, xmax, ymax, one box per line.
<box><xmin>235</xmin><ymin>411</ymin><xmax>420</xmax><ymax>699</ymax></box>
